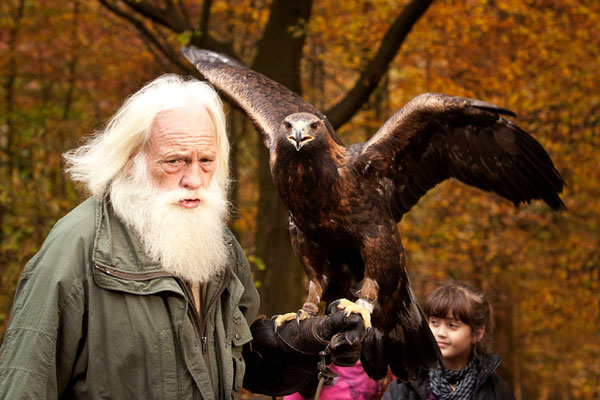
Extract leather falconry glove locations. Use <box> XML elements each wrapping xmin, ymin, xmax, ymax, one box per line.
<box><xmin>242</xmin><ymin>303</ymin><xmax>367</xmax><ymax>398</ymax></box>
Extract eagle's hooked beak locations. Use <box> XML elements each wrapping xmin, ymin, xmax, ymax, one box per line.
<box><xmin>288</xmin><ymin>121</ymin><xmax>314</xmax><ymax>151</ymax></box>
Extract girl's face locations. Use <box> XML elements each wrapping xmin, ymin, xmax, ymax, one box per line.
<box><xmin>428</xmin><ymin>312</ymin><xmax>483</xmax><ymax>370</ymax></box>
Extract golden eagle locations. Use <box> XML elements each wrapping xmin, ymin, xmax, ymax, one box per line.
<box><xmin>182</xmin><ymin>46</ymin><xmax>565</xmax><ymax>380</ymax></box>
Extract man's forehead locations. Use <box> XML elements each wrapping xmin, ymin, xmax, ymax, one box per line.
<box><xmin>150</xmin><ymin>107</ymin><xmax>216</xmax><ymax>137</ymax></box>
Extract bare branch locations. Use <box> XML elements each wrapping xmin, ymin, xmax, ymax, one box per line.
<box><xmin>122</xmin><ymin>0</ymin><xmax>190</xmax><ymax>31</ymax></box>
<box><xmin>140</xmin><ymin>34</ymin><xmax>173</xmax><ymax>72</ymax></box>
<box><xmin>176</xmin><ymin>0</ymin><xmax>192</xmax><ymax>26</ymax></box>
<box><xmin>325</xmin><ymin>0</ymin><xmax>434</xmax><ymax>129</ymax></box>
<box><xmin>98</xmin><ymin>0</ymin><xmax>195</xmax><ymax>74</ymax></box>
<box><xmin>100</xmin><ymin>0</ymin><xmax>237</xmax><ymax>59</ymax></box>
<box><xmin>200</xmin><ymin>0</ymin><xmax>213</xmax><ymax>36</ymax></box>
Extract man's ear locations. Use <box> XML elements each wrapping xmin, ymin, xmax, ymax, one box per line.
<box><xmin>125</xmin><ymin>149</ymin><xmax>143</xmax><ymax>169</ymax></box>
<box><xmin>123</xmin><ymin>154</ymin><xmax>135</xmax><ymax>172</ymax></box>
<box><xmin>472</xmin><ymin>326</ymin><xmax>485</xmax><ymax>343</ymax></box>
<box><xmin>128</xmin><ymin>149</ymin><xmax>139</xmax><ymax>161</ymax></box>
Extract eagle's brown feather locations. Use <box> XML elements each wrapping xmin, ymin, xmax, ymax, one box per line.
<box><xmin>183</xmin><ymin>46</ymin><xmax>565</xmax><ymax>381</ymax></box>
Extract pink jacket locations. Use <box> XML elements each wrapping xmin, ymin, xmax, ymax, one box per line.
<box><xmin>283</xmin><ymin>362</ymin><xmax>378</xmax><ymax>400</ymax></box>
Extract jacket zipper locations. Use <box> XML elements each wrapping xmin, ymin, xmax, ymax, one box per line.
<box><xmin>179</xmin><ymin>282</ymin><xmax>207</xmax><ymax>352</ymax></box>
<box><xmin>201</xmin><ymin>267</ymin><xmax>231</xmax><ymax>353</ymax></box>
<box><xmin>178</xmin><ymin>267</ymin><xmax>230</xmax><ymax>397</ymax></box>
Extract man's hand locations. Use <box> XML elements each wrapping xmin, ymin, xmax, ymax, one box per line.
<box><xmin>308</xmin><ymin>300</ymin><xmax>367</xmax><ymax>366</ymax></box>
<box><xmin>242</xmin><ymin>303</ymin><xmax>367</xmax><ymax>397</ymax></box>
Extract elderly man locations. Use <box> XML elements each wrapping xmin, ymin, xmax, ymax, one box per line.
<box><xmin>0</xmin><ymin>75</ymin><xmax>365</xmax><ymax>399</ymax></box>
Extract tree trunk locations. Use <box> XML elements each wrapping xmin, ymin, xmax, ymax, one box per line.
<box><xmin>250</xmin><ymin>0</ymin><xmax>313</xmax><ymax>316</ymax></box>
<box><xmin>226</xmin><ymin>107</ymin><xmax>240</xmax><ymax>236</ymax></box>
<box><xmin>3</xmin><ymin>0</ymin><xmax>25</xmax><ymax>176</ymax></box>
<box><xmin>510</xmin><ymin>294</ymin><xmax>522</xmax><ymax>400</ymax></box>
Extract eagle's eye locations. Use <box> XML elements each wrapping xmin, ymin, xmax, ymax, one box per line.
<box><xmin>310</xmin><ymin>122</ymin><xmax>319</xmax><ymax>130</ymax></box>
<box><xmin>284</xmin><ymin>121</ymin><xmax>292</xmax><ymax>130</ymax></box>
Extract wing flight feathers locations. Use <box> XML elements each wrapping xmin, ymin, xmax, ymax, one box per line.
<box><xmin>182</xmin><ymin>46</ymin><xmax>334</xmax><ymax>148</ymax></box>
<box><xmin>355</xmin><ymin>93</ymin><xmax>565</xmax><ymax>219</ymax></box>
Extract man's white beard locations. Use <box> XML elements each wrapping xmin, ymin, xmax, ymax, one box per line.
<box><xmin>109</xmin><ymin>155</ymin><xmax>230</xmax><ymax>283</ymax></box>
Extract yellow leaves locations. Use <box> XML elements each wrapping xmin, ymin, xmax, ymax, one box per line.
<box><xmin>176</xmin><ymin>30</ymin><xmax>193</xmax><ymax>46</ymax></box>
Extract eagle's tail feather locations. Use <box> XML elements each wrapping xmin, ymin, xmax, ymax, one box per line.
<box><xmin>361</xmin><ymin>327</ymin><xmax>389</xmax><ymax>380</ymax></box>
<box><xmin>387</xmin><ymin>302</ymin><xmax>440</xmax><ymax>381</ymax></box>
<box><xmin>361</xmin><ymin>286</ymin><xmax>440</xmax><ymax>381</ymax></box>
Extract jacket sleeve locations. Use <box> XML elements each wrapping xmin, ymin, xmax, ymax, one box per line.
<box><xmin>0</xmin><ymin>237</ymin><xmax>87</xmax><ymax>399</ymax></box>
<box><xmin>242</xmin><ymin>316</ymin><xmax>323</xmax><ymax>397</ymax></box>
<box><xmin>383</xmin><ymin>379</ymin><xmax>412</xmax><ymax>400</ymax></box>
<box><xmin>490</xmin><ymin>373</ymin><xmax>515</xmax><ymax>400</ymax></box>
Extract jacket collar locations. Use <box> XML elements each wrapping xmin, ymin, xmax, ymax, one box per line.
<box><xmin>92</xmin><ymin>195</ymin><xmax>163</xmax><ymax>275</ymax></box>
<box><xmin>475</xmin><ymin>353</ymin><xmax>501</xmax><ymax>388</ymax></box>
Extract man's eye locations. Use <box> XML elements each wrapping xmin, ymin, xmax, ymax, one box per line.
<box><xmin>201</xmin><ymin>158</ymin><xmax>216</xmax><ymax>166</ymax></box>
<box><xmin>162</xmin><ymin>159</ymin><xmax>184</xmax><ymax>172</ymax></box>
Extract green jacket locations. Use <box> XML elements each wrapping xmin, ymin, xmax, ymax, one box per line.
<box><xmin>0</xmin><ymin>196</ymin><xmax>259</xmax><ymax>399</ymax></box>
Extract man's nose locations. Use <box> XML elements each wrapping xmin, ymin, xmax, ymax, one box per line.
<box><xmin>181</xmin><ymin>162</ymin><xmax>206</xmax><ymax>190</ymax></box>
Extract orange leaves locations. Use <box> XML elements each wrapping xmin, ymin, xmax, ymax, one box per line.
<box><xmin>0</xmin><ymin>0</ymin><xmax>597</xmax><ymax>397</ymax></box>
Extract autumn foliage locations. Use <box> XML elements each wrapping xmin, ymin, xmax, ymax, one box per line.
<box><xmin>1</xmin><ymin>1</ymin><xmax>598</xmax><ymax>398</ymax></box>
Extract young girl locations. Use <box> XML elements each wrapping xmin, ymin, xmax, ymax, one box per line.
<box><xmin>383</xmin><ymin>281</ymin><xmax>514</xmax><ymax>400</ymax></box>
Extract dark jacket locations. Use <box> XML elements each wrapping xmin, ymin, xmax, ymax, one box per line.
<box><xmin>0</xmin><ymin>196</ymin><xmax>260</xmax><ymax>399</ymax></box>
<box><xmin>383</xmin><ymin>354</ymin><xmax>514</xmax><ymax>400</ymax></box>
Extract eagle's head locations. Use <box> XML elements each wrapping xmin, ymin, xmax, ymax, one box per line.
<box><xmin>281</xmin><ymin>113</ymin><xmax>324</xmax><ymax>151</ymax></box>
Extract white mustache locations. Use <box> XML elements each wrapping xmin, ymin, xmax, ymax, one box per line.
<box><xmin>158</xmin><ymin>188</ymin><xmax>209</xmax><ymax>203</ymax></box>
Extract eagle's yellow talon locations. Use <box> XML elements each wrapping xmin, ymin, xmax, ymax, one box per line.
<box><xmin>337</xmin><ymin>298</ymin><xmax>373</xmax><ymax>329</ymax></box>
<box><xmin>274</xmin><ymin>309</ymin><xmax>312</xmax><ymax>327</ymax></box>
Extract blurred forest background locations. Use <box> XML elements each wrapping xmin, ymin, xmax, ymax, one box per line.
<box><xmin>0</xmin><ymin>0</ymin><xmax>598</xmax><ymax>398</ymax></box>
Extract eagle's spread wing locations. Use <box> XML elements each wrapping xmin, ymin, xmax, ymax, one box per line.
<box><xmin>355</xmin><ymin>93</ymin><xmax>566</xmax><ymax>220</ymax></box>
<box><xmin>182</xmin><ymin>46</ymin><xmax>340</xmax><ymax>148</ymax></box>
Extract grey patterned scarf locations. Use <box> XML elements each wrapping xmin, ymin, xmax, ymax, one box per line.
<box><xmin>428</xmin><ymin>357</ymin><xmax>478</xmax><ymax>400</ymax></box>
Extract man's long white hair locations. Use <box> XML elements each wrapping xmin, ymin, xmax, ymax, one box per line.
<box><xmin>63</xmin><ymin>74</ymin><xmax>230</xmax><ymax>197</ymax></box>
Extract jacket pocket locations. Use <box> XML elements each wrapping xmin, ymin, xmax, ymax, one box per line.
<box><xmin>231</xmin><ymin>309</ymin><xmax>252</xmax><ymax>392</ymax></box>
